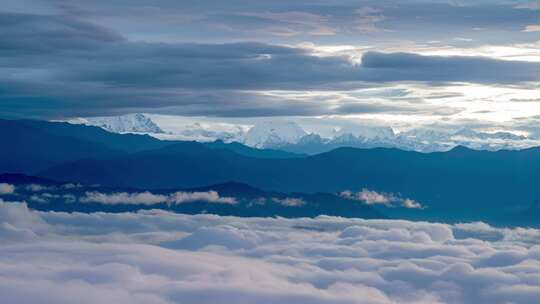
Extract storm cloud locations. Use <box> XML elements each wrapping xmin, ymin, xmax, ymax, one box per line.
<box><xmin>1</xmin><ymin>7</ymin><xmax>540</xmax><ymax>119</ymax></box>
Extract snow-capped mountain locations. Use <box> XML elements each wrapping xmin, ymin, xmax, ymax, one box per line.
<box><xmin>68</xmin><ymin>114</ymin><xmax>537</xmax><ymax>153</ymax></box>
<box><xmin>394</xmin><ymin>128</ymin><xmax>530</xmax><ymax>152</ymax></box>
<box><xmin>243</xmin><ymin>121</ymin><xmax>307</xmax><ymax>148</ymax></box>
<box><xmin>74</xmin><ymin>113</ymin><xmax>165</xmax><ymax>134</ymax></box>
<box><xmin>170</xmin><ymin>122</ymin><xmax>245</xmax><ymax>142</ymax></box>
<box><xmin>277</xmin><ymin>127</ymin><xmax>535</xmax><ymax>154</ymax></box>
<box><xmin>452</xmin><ymin>128</ymin><xmax>526</xmax><ymax>141</ymax></box>
<box><xmin>333</xmin><ymin>125</ymin><xmax>395</xmax><ymax>140</ymax></box>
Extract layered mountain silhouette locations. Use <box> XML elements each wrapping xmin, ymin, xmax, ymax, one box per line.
<box><xmin>0</xmin><ymin>174</ymin><xmax>383</xmax><ymax>219</ymax></box>
<box><xmin>2</xmin><ymin>119</ymin><xmax>540</xmax><ymax>224</ymax></box>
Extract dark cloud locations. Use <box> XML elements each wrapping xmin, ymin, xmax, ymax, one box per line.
<box><xmin>0</xmin><ymin>12</ymin><xmax>123</xmax><ymax>56</ymax></box>
<box><xmin>36</xmin><ymin>0</ymin><xmax>540</xmax><ymax>45</ymax></box>
<box><xmin>360</xmin><ymin>52</ymin><xmax>540</xmax><ymax>83</ymax></box>
<box><xmin>1</xmin><ymin>1</ymin><xmax>539</xmax><ymax>119</ymax></box>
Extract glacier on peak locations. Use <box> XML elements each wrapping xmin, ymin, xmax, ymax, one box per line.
<box><xmin>74</xmin><ymin>113</ymin><xmax>165</xmax><ymax>134</ymax></box>
<box><xmin>243</xmin><ymin>121</ymin><xmax>307</xmax><ymax>148</ymax></box>
<box><xmin>67</xmin><ymin>114</ymin><xmax>537</xmax><ymax>153</ymax></box>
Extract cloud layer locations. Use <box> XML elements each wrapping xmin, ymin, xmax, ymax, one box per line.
<box><xmin>1</xmin><ymin>199</ymin><xmax>540</xmax><ymax>303</ymax></box>
<box><xmin>2</xmin><ymin>5</ymin><xmax>540</xmax><ymax>119</ymax></box>
<box><xmin>80</xmin><ymin>190</ymin><xmax>237</xmax><ymax>205</ymax></box>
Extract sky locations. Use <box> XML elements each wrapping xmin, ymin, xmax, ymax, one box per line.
<box><xmin>1</xmin><ymin>0</ymin><xmax>540</xmax><ymax>133</ymax></box>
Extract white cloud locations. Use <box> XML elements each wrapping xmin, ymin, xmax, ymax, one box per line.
<box><xmin>515</xmin><ymin>2</ymin><xmax>540</xmax><ymax>10</ymax></box>
<box><xmin>402</xmin><ymin>199</ymin><xmax>423</xmax><ymax>209</ymax></box>
<box><xmin>29</xmin><ymin>195</ymin><xmax>48</xmax><ymax>203</ymax></box>
<box><xmin>358</xmin><ymin>189</ymin><xmax>394</xmax><ymax>205</ymax></box>
<box><xmin>80</xmin><ymin>191</ymin><xmax>236</xmax><ymax>205</ymax></box>
<box><xmin>30</xmin><ymin>193</ymin><xmax>78</xmax><ymax>204</ymax></box>
<box><xmin>168</xmin><ymin>191</ymin><xmax>237</xmax><ymax>205</ymax></box>
<box><xmin>340</xmin><ymin>189</ymin><xmax>424</xmax><ymax>209</ymax></box>
<box><xmin>80</xmin><ymin>191</ymin><xmax>168</xmax><ymax>205</ymax></box>
<box><xmin>2</xmin><ymin>200</ymin><xmax>540</xmax><ymax>303</ymax></box>
<box><xmin>25</xmin><ymin>184</ymin><xmax>47</xmax><ymax>192</ymax></box>
<box><xmin>61</xmin><ymin>183</ymin><xmax>83</xmax><ymax>189</ymax></box>
<box><xmin>0</xmin><ymin>199</ymin><xmax>47</xmax><ymax>240</ymax></box>
<box><xmin>0</xmin><ymin>183</ymin><xmax>15</xmax><ymax>195</ymax></box>
<box><xmin>21</xmin><ymin>183</ymin><xmax>81</xmax><ymax>193</ymax></box>
<box><xmin>523</xmin><ymin>24</ymin><xmax>540</xmax><ymax>32</ymax></box>
<box><xmin>271</xmin><ymin>197</ymin><xmax>306</xmax><ymax>207</ymax></box>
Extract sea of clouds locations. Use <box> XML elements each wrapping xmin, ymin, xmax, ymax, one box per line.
<box><xmin>1</xmin><ymin>198</ymin><xmax>540</xmax><ymax>303</ymax></box>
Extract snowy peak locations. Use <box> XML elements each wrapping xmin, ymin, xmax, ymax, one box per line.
<box><xmin>244</xmin><ymin>121</ymin><xmax>307</xmax><ymax>148</ymax></box>
<box><xmin>333</xmin><ymin>125</ymin><xmax>395</xmax><ymax>140</ymax></box>
<box><xmin>175</xmin><ymin>122</ymin><xmax>245</xmax><ymax>142</ymax></box>
<box><xmin>67</xmin><ymin>114</ymin><xmax>537</xmax><ymax>153</ymax></box>
<box><xmin>452</xmin><ymin>128</ymin><xmax>526</xmax><ymax>141</ymax></box>
<box><xmin>77</xmin><ymin>113</ymin><xmax>165</xmax><ymax>134</ymax></box>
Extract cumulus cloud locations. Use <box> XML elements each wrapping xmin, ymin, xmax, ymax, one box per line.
<box><xmin>0</xmin><ymin>183</ymin><xmax>15</xmax><ymax>195</ymax></box>
<box><xmin>340</xmin><ymin>189</ymin><xmax>424</xmax><ymax>209</ymax></box>
<box><xmin>2</xmin><ymin>198</ymin><xmax>540</xmax><ymax>303</ymax></box>
<box><xmin>342</xmin><ymin>189</ymin><xmax>393</xmax><ymax>205</ymax></box>
<box><xmin>401</xmin><ymin>199</ymin><xmax>423</xmax><ymax>209</ymax></box>
<box><xmin>0</xmin><ymin>199</ymin><xmax>46</xmax><ymax>240</ymax></box>
<box><xmin>80</xmin><ymin>190</ymin><xmax>236</xmax><ymax>205</ymax></box>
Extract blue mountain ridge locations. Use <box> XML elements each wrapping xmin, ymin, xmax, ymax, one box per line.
<box><xmin>2</xmin><ymin>119</ymin><xmax>540</xmax><ymax>225</ymax></box>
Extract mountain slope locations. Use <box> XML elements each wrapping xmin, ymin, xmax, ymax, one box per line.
<box><xmin>13</xmin><ymin>119</ymin><xmax>170</xmax><ymax>153</ymax></box>
<box><xmin>38</xmin><ymin>144</ymin><xmax>540</xmax><ymax>223</ymax></box>
<box><xmin>205</xmin><ymin>140</ymin><xmax>304</xmax><ymax>159</ymax></box>
<box><xmin>0</xmin><ymin>120</ymin><xmax>302</xmax><ymax>175</ymax></box>
<box><xmin>0</xmin><ymin>120</ymin><xmax>124</xmax><ymax>174</ymax></box>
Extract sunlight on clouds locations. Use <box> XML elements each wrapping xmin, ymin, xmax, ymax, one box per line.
<box><xmin>297</xmin><ymin>42</ymin><xmax>367</xmax><ymax>64</ymax></box>
<box><xmin>418</xmin><ymin>44</ymin><xmax>540</xmax><ymax>62</ymax></box>
<box><xmin>286</xmin><ymin>85</ymin><xmax>535</xmax><ymax>122</ymax></box>
<box><xmin>299</xmin><ymin>41</ymin><xmax>540</xmax><ymax>64</ymax></box>
<box><xmin>445</xmin><ymin>85</ymin><xmax>540</xmax><ymax>122</ymax></box>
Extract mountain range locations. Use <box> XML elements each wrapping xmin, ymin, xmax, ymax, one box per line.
<box><xmin>74</xmin><ymin>113</ymin><xmax>538</xmax><ymax>153</ymax></box>
<box><xmin>70</xmin><ymin>113</ymin><xmax>165</xmax><ymax>134</ymax></box>
<box><xmin>0</xmin><ymin>173</ymin><xmax>383</xmax><ymax>219</ymax></box>
<box><xmin>1</xmin><ymin>118</ymin><xmax>540</xmax><ymax>225</ymax></box>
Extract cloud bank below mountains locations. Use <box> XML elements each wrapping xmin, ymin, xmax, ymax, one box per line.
<box><xmin>1</xmin><ymin>199</ymin><xmax>540</xmax><ymax>303</ymax></box>
<box><xmin>340</xmin><ymin>189</ymin><xmax>424</xmax><ymax>209</ymax></box>
<box><xmin>0</xmin><ymin>183</ymin><xmax>14</xmax><ymax>194</ymax></box>
<box><xmin>80</xmin><ymin>190</ymin><xmax>237</xmax><ymax>205</ymax></box>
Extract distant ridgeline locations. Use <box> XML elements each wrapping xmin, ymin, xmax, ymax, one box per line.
<box><xmin>1</xmin><ymin>119</ymin><xmax>540</xmax><ymax>226</ymax></box>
